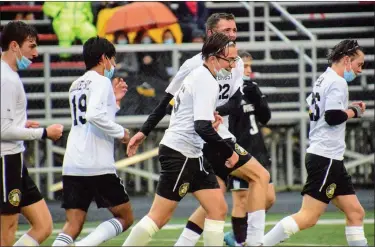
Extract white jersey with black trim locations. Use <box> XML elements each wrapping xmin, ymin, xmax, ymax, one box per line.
<box><xmin>306</xmin><ymin>67</ymin><xmax>349</xmax><ymax>160</ymax></box>
<box><xmin>1</xmin><ymin>60</ymin><xmax>44</xmax><ymax>156</ymax></box>
<box><xmin>160</xmin><ymin>65</ymin><xmax>220</xmax><ymax>158</ymax></box>
<box><xmin>63</xmin><ymin>71</ymin><xmax>124</xmax><ymax>176</ymax></box>
<box><xmin>166</xmin><ymin>53</ymin><xmax>244</xmax><ymax>141</ymax></box>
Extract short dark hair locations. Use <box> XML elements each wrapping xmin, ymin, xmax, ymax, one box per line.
<box><xmin>114</xmin><ymin>31</ymin><xmax>128</xmax><ymax>43</ymax></box>
<box><xmin>238</xmin><ymin>50</ymin><xmax>253</xmax><ymax>60</ymax></box>
<box><xmin>0</xmin><ymin>21</ymin><xmax>38</xmax><ymax>51</ymax></box>
<box><xmin>202</xmin><ymin>32</ymin><xmax>235</xmax><ymax>60</ymax></box>
<box><xmin>83</xmin><ymin>36</ymin><xmax>116</xmax><ymax>70</ymax></box>
<box><xmin>205</xmin><ymin>13</ymin><xmax>235</xmax><ymax>33</ymax></box>
<box><xmin>327</xmin><ymin>39</ymin><xmax>363</xmax><ymax>64</ymax></box>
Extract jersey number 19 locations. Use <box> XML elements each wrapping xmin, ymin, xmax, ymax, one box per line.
<box><xmin>72</xmin><ymin>94</ymin><xmax>87</xmax><ymax>125</ymax></box>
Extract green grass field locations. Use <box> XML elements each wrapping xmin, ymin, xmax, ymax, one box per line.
<box><xmin>17</xmin><ymin>211</ymin><xmax>374</xmax><ymax>246</ymax></box>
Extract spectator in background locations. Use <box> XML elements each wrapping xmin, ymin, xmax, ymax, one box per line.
<box><xmin>9</xmin><ymin>1</ymin><xmax>35</xmax><ymax>21</ymax></box>
<box><xmin>191</xmin><ymin>28</ymin><xmax>205</xmax><ymax>43</ymax></box>
<box><xmin>161</xmin><ymin>29</ymin><xmax>175</xmax><ymax>78</ymax></box>
<box><xmin>134</xmin><ymin>30</ymin><xmax>169</xmax><ymax>81</ymax></box>
<box><xmin>174</xmin><ymin>1</ymin><xmax>208</xmax><ymax>42</ymax></box>
<box><xmin>179</xmin><ymin>29</ymin><xmax>205</xmax><ymax>65</ymax></box>
<box><xmin>43</xmin><ymin>2</ymin><xmax>97</xmax><ymax>58</ymax></box>
<box><xmin>114</xmin><ymin>31</ymin><xmax>139</xmax><ymax>78</ymax></box>
<box><xmin>162</xmin><ymin>29</ymin><xmax>175</xmax><ymax>44</ymax></box>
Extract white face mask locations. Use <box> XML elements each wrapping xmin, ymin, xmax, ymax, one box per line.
<box><xmin>213</xmin><ymin>57</ymin><xmax>231</xmax><ymax>79</ymax></box>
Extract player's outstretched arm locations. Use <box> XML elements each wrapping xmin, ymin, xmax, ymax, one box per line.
<box><xmin>127</xmin><ymin>58</ymin><xmax>196</xmax><ymax>156</ymax></box>
<box><xmin>126</xmin><ymin>93</ymin><xmax>173</xmax><ymax>157</ymax></box>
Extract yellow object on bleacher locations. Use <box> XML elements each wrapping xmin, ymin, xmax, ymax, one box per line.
<box><xmin>96</xmin><ymin>7</ymin><xmax>122</xmax><ymax>42</ymax></box>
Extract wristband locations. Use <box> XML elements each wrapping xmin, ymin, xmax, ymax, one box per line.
<box><xmin>42</xmin><ymin>128</ymin><xmax>47</xmax><ymax>139</ymax></box>
<box><xmin>348</xmin><ymin>105</ymin><xmax>362</xmax><ymax>118</ymax></box>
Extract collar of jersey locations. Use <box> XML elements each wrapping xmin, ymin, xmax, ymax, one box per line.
<box><xmin>203</xmin><ymin>64</ymin><xmax>216</xmax><ymax>79</ymax></box>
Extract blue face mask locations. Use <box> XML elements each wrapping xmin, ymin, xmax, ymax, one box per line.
<box><xmin>243</xmin><ymin>75</ymin><xmax>251</xmax><ymax>81</ymax></box>
<box><xmin>213</xmin><ymin>58</ymin><xmax>231</xmax><ymax>79</ymax></box>
<box><xmin>16</xmin><ymin>49</ymin><xmax>32</xmax><ymax>70</ymax></box>
<box><xmin>118</xmin><ymin>39</ymin><xmax>127</xmax><ymax>45</ymax></box>
<box><xmin>164</xmin><ymin>38</ymin><xmax>174</xmax><ymax>44</ymax></box>
<box><xmin>344</xmin><ymin>63</ymin><xmax>356</xmax><ymax>82</ymax></box>
<box><xmin>142</xmin><ymin>37</ymin><xmax>152</xmax><ymax>44</ymax></box>
<box><xmin>104</xmin><ymin>57</ymin><xmax>115</xmax><ymax>79</ymax></box>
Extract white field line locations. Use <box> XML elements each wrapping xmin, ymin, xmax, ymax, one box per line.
<box><xmin>129</xmin><ymin>238</ymin><xmax>342</xmax><ymax>246</ymax></box>
<box><xmin>16</xmin><ymin>218</ymin><xmax>374</xmax><ymax>236</ymax></box>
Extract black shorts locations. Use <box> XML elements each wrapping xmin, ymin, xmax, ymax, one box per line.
<box><xmin>1</xmin><ymin>153</ymin><xmax>43</xmax><ymax>215</ymax></box>
<box><xmin>203</xmin><ymin>139</ymin><xmax>253</xmax><ymax>182</ymax></box>
<box><xmin>62</xmin><ymin>173</ymin><xmax>130</xmax><ymax>211</ymax></box>
<box><xmin>228</xmin><ymin>155</ymin><xmax>272</xmax><ymax>190</ymax></box>
<box><xmin>301</xmin><ymin>153</ymin><xmax>355</xmax><ymax>204</ymax></box>
<box><xmin>156</xmin><ymin>144</ymin><xmax>219</xmax><ymax>202</ymax></box>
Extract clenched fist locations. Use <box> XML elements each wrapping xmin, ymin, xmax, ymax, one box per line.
<box><xmin>46</xmin><ymin>124</ymin><xmax>64</xmax><ymax>141</ymax></box>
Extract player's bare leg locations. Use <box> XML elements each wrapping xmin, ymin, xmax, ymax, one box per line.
<box><xmin>175</xmin><ymin>177</ymin><xmax>226</xmax><ymax>246</ymax></box>
<box><xmin>332</xmin><ymin>195</ymin><xmax>368</xmax><ymax>246</ymax></box>
<box><xmin>122</xmin><ymin>194</ymin><xmax>177</xmax><ymax>246</ymax></box>
<box><xmin>230</xmin><ymin>156</ymin><xmax>270</xmax><ymax>246</ymax></box>
<box><xmin>263</xmin><ymin>194</ymin><xmax>327</xmax><ymax>246</ymax></box>
<box><xmin>14</xmin><ymin>199</ymin><xmax>53</xmax><ymax>246</ymax></box>
<box><xmin>266</xmin><ymin>183</ymin><xmax>276</xmax><ymax>210</ymax></box>
<box><xmin>123</xmin><ymin>187</ymin><xmax>227</xmax><ymax>247</ymax></box>
<box><xmin>52</xmin><ymin>209</ymin><xmax>87</xmax><ymax>246</ymax></box>
<box><xmin>232</xmin><ymin>183</ymin><xmax>275</xmax><ymax>217</ymax></box>
<box><xmin>108</xmin><ymin>202</ymin><xmax>134</xmax><ymax>232</ymax></box>
<box><xmin>1</xmin><ymin>214</ymin><xmax>19</xmax><ymax>246</ymax></box>
<box><xmin>175</xmin><ymin>159</ymin><xmax>270</xmax><ymax>247</ymax></box>
<box><xmin>193</xmin><ymin>187</ymin><xmax>228</xmax><ymax>246</ymax></box>
<box><xmin>75</xmin><ymin>202</ymin><xmax>134</xmax><ymax>246</ymax></box>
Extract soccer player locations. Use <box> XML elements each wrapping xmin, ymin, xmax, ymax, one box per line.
<box><xmin>127</xmin><ymin>13</ymin><xmax>270</xmax><ymax>246</ymax></box>
<box><xmin>263</xmin><ymin>39</ymin><xmax>368</xmax><ymax>246</ymax></box>
<box><xmin>224</xmin><ymin>50</ymin><xmax>275</xmax><ymax>246</ymax></box>
<box><xmin>52</xmin><ymin>37</ymin><xmax>133</xmax><ymax>246</ymax></box>
<box><xmin>122</xmin><ymin>33</ymin><xmax>239</xmax><ymax>247</ymax></box>
<box><xmin>1</xmin><ymin>21</ymin><xmax>63</xmax><ymax>246</ymax></box>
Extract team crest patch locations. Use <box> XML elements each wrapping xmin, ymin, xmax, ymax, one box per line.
<box><xmin>178</xmin><ymin>183</ymin><xmax>190</xmax><ymax>197</ymax></box>
<box><xmin>326</xmin><ymin>183</ymin><xmax>336</xmax><ymax>199</ymax></box>
<box><xmin>8</xmin><ymin>189</ymin><xmax>21</xmax><ymax>207</ymax></box>
<box><xmin>235</xmin><ymin>144</ymin><xmax>248</xmax><ymax>155</ymax></box>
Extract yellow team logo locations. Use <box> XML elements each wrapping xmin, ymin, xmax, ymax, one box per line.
<box><xmin>326</xmin><ymin>183</ymin><xmax>336</xmax><ymax>199</ymax></box>
<box><xmin>235</xmin><ymin>144</ymin><xmax>248</xmax><ymax>155</ymax></box>
<box><xmin>178</xmin><ymin>183</ymin><xmax>190</xmax><ymax>197</ymax></box>
<box><xmin>8</xmin><ymin>189</ymin><xmax>21</xmax><ymax>207</ymax></box>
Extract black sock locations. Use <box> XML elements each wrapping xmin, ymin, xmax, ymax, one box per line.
<box><xmin>232</xmin><ymin>216</ymin><xmax>248</xmax><ymax>243</ymax></box>
<box><xmin>186</xmin><ymin>220</ymin><xmax>203</xmax><ymax>235</ymax></box>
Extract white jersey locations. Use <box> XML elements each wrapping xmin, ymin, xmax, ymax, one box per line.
<box><xmin>306</xmin><ymin>67</ymin><xmax>348</xmax><ymax>160</ymax></box>
<box><xmin>1</xmin><ymin>60</ymin><xmax>44</xmax><ymax>156</ymax></box>
<box><xmin>160</xmin><ymin>65</ymin><xmax>219</xmax><ymax>157</ymax></box>
<box><xmin>63</xmin><ymin>71</ymin><xmax>124</xmax><ymax>176</ymax></box>
<box><xmin>166</xmin><ymin>53</ymin><xmax>244</xmax><ymax>141</ymax></box>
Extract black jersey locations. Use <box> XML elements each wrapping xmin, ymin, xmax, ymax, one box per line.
<box><xmin>229</xmin><ymin>79</ymin><xmax>271</xmax><ymax>165</ymax></box>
